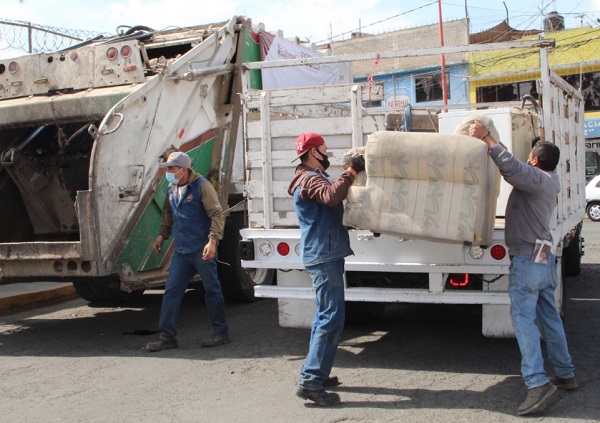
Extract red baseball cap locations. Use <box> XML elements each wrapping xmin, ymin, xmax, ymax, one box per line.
<box><xmin>292</xmin><ymin>132</ymin><xmax>325</xmax><ymax>162</ymax></box>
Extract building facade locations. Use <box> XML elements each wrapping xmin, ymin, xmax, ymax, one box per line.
<box><xmin>323</xmin><ymin>16</ymin><xmax>599</xmax><ymax>175</ymax></box>
<box><xmin>328</xmin><ymin>19</ymin><xmax>471</xmax><ymax>110</ymax></box>
<box><xmin>468</xmin><ymin>25</ymin><xmax>600</xmax><ymax>177</ymax></box>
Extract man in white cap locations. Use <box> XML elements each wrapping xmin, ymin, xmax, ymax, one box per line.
<box><xmin>146</xmin><ymin>151</ymin><xmax>230</xmax><ymax>352</ymax></box>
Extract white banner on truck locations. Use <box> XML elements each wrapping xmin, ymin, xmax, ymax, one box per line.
<box><xmin>262</xmin><ymin>36</ymin><xmax>341</xmax><ymax>89</ymax></box>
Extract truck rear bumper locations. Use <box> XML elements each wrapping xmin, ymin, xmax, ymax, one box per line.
<box><xmin>0</xmin><ymin>242</ymin><xmax>80</xmax><ymax>260</ymax></box>
<box><xmin>255</xmin><ymin>285</ymin><xmax>511</xmax><ymax>305</ymax></box>
<box><xmin>254</xmin><ymin>286</ymin><xmax>510</xmax><ymax>305</ymax></box>
<box><xmin>0</xmin><ymin>242</ymin><xmax>97</xmax><ymax>280</ymax></box>
<box><xmin>242</xmin><ymin>259</ymin><xmax>509</xmax><ymax>274</ymax></box>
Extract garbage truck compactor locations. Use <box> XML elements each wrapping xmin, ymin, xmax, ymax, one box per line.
<box><xmin>0</xmin><ymin>16</ymin><xmax>272</xmax><ymax>301</ymax></box>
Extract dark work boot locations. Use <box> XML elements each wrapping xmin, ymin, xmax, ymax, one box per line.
<box><xmin>145</xmin><ymin>338</ymin><xmax>178</xmax><ymax>352</ymax></box>
<box><xmin>295</xmin><ymin>386</ymin><xmax>341</xmax><ymax>406</ymax></box>
<box><xmin>517</xmin><ymin>382</ymin><xmax>557</xmax><ymax>416</ymax></box>
<box><xmin>201</xmin><ymin>333</ymin><xmax>231</xmax><ymax>347</ymax></box>
<box><xmin>323</xmin><ymin>376</ymin><xmax>340</xmax><ymax>387</ymax></box>
<box><xmin>550</xmin><ymin>376</ymin><xmax>578</xmax><ymax>390</ymax></box>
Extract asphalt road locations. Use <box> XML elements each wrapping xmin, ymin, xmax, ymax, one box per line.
<box><xmin>1</xmin><ymin>221</ymin><xmax>599</xmax><ymax>422</ymax></box>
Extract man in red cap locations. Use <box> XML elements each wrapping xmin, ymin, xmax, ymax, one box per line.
<box><xmin>288</xmin><ymin>132</ymin><xmax>365</xmax><ymax>406</ymax></box>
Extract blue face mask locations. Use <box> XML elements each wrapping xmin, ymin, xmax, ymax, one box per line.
<box><xmin>166</xmin><ymin>170</ymin><xmax>180</xmax><ymax>185</ymax></box>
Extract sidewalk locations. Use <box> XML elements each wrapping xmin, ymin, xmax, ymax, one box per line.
<box><xmin>0</xmin><ymin>282</ymin><xmax>79</xmax><ymax>314</ymax></box>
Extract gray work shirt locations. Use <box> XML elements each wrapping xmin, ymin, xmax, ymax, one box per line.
<box><xmin>489</xmin><ymin>145</ymin><xmax>560</xmax><ymax>257</ymax></box>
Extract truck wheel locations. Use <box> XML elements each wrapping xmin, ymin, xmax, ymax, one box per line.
<box><xmin>562</xmin><ymin>229</ymin><xmax>582</xmax><ymax>277</ymax></box>
<box><xmin>586</xmin><ymin>202</ymin><xmax>600</xmax><ymax>221</ymax></box>
<box><xmin>218</xmin><ymin>212</ymin><xmax>275</xmax><ymax>302</ymax></box>
<box><xmin>72</xmin><ymin>278</ymin><xmax>145</xmax><ymax>303</ymax></box>
<box><xmin>72</xmin><ymin>280</ymin><xmax>106</xmax><ymax>302</ymax></box>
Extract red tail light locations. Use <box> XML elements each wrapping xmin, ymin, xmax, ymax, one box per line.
<box><xmin>448</xmin><ymin>273</ymin><xmax>469</xmax><ymax>287</ymax></box>
<box><xmin>8</xmin><ymin>61</ymin><xmax>19</xmax><ymax>73</ymax></box>
<box><xmin>106</xmin><ymin>47</ymin><xmax>118</xmax><ymax>60</ymax></box>
<box><xmin>490</xmin><ymin>245</ymin><xmax>507</xmax><ymax>260</ymax></box>
<box><xmin>120</xmin><ymin>45</ymin><xmax>132</xmax><ymax>58</ymax></box>
<box><xmin>277</xmin><ymin>242</ymin><xmax>290</xmax><ymax>256</ymax></box>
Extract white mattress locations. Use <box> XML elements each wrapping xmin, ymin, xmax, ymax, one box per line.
<box><xmin>343</xmin><ymin>126</ymin><xmax>501</xmax><ymax>245</ymax></box>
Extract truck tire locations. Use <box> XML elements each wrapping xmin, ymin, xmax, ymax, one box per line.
<box><xmin>218</xmin><ymin>212</ymin><xmax>275</xmax><ymax>302</ymax></box>
<box><xmin>562</xmin><ymin>229</ymin><xmax>582</xmax><ymax>277</ymax></box>
<box><xmin>72</xmin><ymin>278</ymin><xmax>144</xmax><ymax>303</ymax></box>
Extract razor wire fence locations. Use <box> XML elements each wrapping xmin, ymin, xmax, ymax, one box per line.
<box><xmin>0</xmin><ymin>18</ymin><xmax>103</xmax><ymax>59</ymax></box>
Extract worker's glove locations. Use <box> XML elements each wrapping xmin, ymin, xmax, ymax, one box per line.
<box><xmin>349</xmin><ymin>155</ymin><xmax>365</xmax><ymax>173</ymax></box>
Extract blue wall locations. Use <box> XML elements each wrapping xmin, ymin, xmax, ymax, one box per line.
<box><xmin>585</xmin><ymin>116</ymin><xmax>600</xmax><ymax>139</ymax></box>
<box><xmin>356</xmin><ymin>64</ymin><xmax>469</xmax><ymax>108</ymax></box>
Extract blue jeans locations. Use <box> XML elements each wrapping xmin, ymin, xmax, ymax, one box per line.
<box><xmin>298</xmin><ymin>259</ymin><xmax>346</xmax><ymax>391</ymax></box>
<box><xmin>508</xmin><ymin>254</ymin><xmax>575</xmax><ymax>389</ymax></box>
<box><xmin>158</xmin><ymin>249</ymin><xmax>228</xmax><ymax>340</ymax></box>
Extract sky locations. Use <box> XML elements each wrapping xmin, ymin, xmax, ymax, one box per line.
<box><xmin>1</xmin><ymin>0</ymin><xmax>599</xmax><ymax>58</ymax></box>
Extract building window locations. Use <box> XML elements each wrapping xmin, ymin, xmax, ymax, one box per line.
<box><xmin>415</xmin><ymin>74</ymin><xmax>449</xmax><ymax>103</ymax></box>
<box><xmin>476</xmin><ymin>81</ymin><xmax>537</xmax><ymax>103</ymax></box>
<box><xmin>563</xmin><ymin>72</ymin><xmax>600</xmax><ymax>112</ymax></box>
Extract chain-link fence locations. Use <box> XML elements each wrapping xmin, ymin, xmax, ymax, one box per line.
<box><xmin>0</xmin><ymin>18</ymin><xmax>103</xmax><ymax>59</ymax></box>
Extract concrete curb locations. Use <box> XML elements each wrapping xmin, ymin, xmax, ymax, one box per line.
<box><xmin>0</xmin><ymin>283</ymin><xmax>79</xmax><ymax>314</ymax></box>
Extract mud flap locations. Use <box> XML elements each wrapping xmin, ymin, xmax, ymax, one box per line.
<box><xmin>482</xmin><ymin>304</ymin><xmax>514</xmax><ymax>338</ymax></box>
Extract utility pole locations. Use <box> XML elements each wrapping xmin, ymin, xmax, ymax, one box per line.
<box><xmin>465</xmin><ymin>0</ymin><xmax>469</xmax><ymax>34</ymax></box>
<box><xmin>438</xmin><ymin>0</ymin><xmax>448</xmax><ymax>106</ymax></box>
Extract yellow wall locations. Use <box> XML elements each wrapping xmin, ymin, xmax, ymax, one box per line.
<box><xmin>468</xmin><ymin>26</ymin><xmax>600</xmax><ymax>104</ymax></box>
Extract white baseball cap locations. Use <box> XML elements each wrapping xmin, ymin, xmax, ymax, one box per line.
<box><xmin>159</xmin><ymin>151</ymin><xmax>192</xmax><ymax>168</ymax></box>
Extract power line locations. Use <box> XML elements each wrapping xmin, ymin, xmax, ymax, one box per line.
<box><xmin>315</xmin><ymin>1</ymin><xmax>439</xmax><ymax>44</ymax></box>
